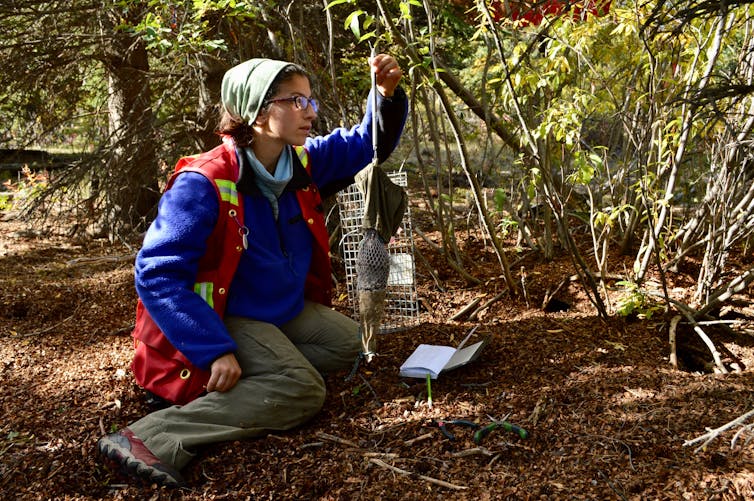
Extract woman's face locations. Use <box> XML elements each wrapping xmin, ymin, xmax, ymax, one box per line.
<box><xmin>255</xmin><ymin>74</ymin><xmax>317</xmax><ymax>147</ymax></box>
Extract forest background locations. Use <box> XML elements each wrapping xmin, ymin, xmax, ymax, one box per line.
<box><xmin>3</xmin><ymin>0</ymin><xmax>754</xmax><ymax>499</ymax></box>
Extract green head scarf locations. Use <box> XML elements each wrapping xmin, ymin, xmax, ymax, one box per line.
<box><xmin>221</xmin><ymin>58</ymin><xmax>296</xmax><ymax>125</ymax></box>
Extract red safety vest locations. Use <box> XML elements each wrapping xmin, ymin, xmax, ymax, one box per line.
<box><xmin>131</xmin><ymin>138</ymin><xmax>332</xmax><ymax>405</ymax></box>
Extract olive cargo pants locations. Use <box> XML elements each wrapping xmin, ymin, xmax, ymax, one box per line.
<box><xmin>127</xmin><ymin>301</ymin><xmax>360</xmax><ymax>470</ymax></box>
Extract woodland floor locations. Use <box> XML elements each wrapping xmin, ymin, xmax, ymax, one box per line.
<box><xmin>2</xmin><ymin>195</ymin><xmax>754</xmax><ymax>501</ymax></box>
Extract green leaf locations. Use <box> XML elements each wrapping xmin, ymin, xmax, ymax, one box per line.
<box><xmin>362</xmin><ymin>15</ymin><xmax>374</xmax><ymax>31</ymax></box>
<box><xmin>399</xmin><ymin>1</ymin><xmax>411</xmax><ymax>19</ymax></box>
<box><xmin>593</xmin><ymin>211</ymin><xmax>609</xmax><ymax>227</ymax></box>
<box><xmin>350</xmin><ymin>17</ymin><xmax>361</xmax><ymax>39</ymax></box>
<box><xmin>359</xmin><ymin>31</ymin><xmax>376</xmax><ymax>43</ymax></box>
<box><xmin>344</xmin><ymin>10</ymin><xmax>363</xmax><ymax>39</ymax></box>
<box><xmin>326</xmin><ymin>0</ymin><xmax>353</xmax><ymax>8</ymax></box>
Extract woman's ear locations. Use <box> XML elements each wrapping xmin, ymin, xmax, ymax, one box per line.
<box><xmin>253</xmin><ymin>109</ymin><xmax>269</xmax><ymax>127</ymax></box>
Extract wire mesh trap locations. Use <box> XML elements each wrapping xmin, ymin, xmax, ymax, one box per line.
<box><xmin>337</xmin><ymin>170</ymin><xmax>420</xmax><ymax>333</ymax></box>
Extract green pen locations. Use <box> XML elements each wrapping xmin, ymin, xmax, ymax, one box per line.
<box><xmin>426</xmin><ymin>373</ymin><xmax>433</xmax><ymax>409</ymax></box>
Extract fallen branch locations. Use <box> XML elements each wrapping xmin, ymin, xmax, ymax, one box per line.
<box><xmin>315</xmin><ymin>432</ymin><xmax>359</xmax><ymax>448</ymax></box>
<box><xmin>299</xmin><ymin>442</ymin><xmax>324</xmax><ymax>450</ymax></box>
<box><xmin>683</xmin><ymin>408</ymin><xmax>754</xmax><ymax>452</ymax></box>
<box><xmin>731</xmin><ymin>423</ymin><xmax>754</xmax><ymax>450</ymax></box>
<box><xmin>469</xmin><ymin>289</ymin><xmax>508</xmax><ymax>320</ymax></box>
<box><xmin>368</xmin><ymin>458</ymin><xmax>467</xmax><ymax>491</ymax></box>
<box><xmin>450</xmin><ymin>297</ymin><xmax>481</xmax><ymax>321</ymax></box>
<box><xmin>403</xmin><ymin>432</ymin><xmax>433</xmax><ymax>446</ymax></box>
<box><xmin>363</xmin><ymin>452</ymin><xmax>399</xmax><ymax>459</ymax></box>
<box><xmin>451</xmin><ymin>447</ymin><xmax>493</xmax><ymax>458</ymax></box>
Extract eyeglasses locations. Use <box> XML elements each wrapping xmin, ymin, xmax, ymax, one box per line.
<box><xmin>266</xmin><ymin>95</ymin><xmax>319</xmax><ymax>113</ymax></box>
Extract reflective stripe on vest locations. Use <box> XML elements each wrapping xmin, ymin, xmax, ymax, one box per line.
<box><xmin>193</xmin><ymin>178</ymin><xmax>236</xmax><ymax>309</ymax></box>
<box><xmin>216</xmin><ymin>179</ymin><xmax>239</xmax><ymax>206</ymax></box>
<box><xmin>294</xmin><ymin>146</ymin><xmax>308</xmax><ymax>169</ymax></box>
<box><xmin>194</xmin><ymin>282</ymin><xmax>214</xmax><ymax>308</ymax></box>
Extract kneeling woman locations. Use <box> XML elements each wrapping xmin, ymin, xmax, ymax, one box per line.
<box><xmin>98</xmin><ymin>53</ymin><xmax>407</xmax><ymax>488</ymax></box>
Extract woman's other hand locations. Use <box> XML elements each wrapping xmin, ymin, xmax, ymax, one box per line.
<box><xmin>206</xmin><ymin>352</ymin><xmax>242</xmax><ymax>392</ymax></box>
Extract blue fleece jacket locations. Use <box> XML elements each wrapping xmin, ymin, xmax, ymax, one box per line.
<box><xmin>135</xmin><ymin>88</ymin><xmax>408</xmax><ymax>370</ymax></box>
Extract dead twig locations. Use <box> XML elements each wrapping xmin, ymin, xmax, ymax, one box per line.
<box><xmin>363</xmin><ymin>452</ymin><xmax>399</xmax><ymax>459</ymax></box>
<box><xmin>359</xmin><ymin>373</ymin><xmax>382</xmax><ymax>407</ymax></box>
<box><xmin>542</xmin><ymin>274</ymin><xmax>578</xmax><ymax>310</ymax></box>
<box><xmin>450</xmin><ymin>296</ymin><xmax>481</xmax><ymax>321</ymax></box>
<box><xmin>451</xmin><ymin>447</ymin><xmax>493</xmax><ymax>458</ymax></box>
<box><xmin>487</xmin><ymin>453</ymin><xmax>503</xmax><ymax>468</ymax></box>
<box><xmin>413</xmin><ymin>226</ymin><xmax>480</xmax><ymax>286</ymax></box>
<box><xmin>679</xmin><ymin>311</ymin><xmax>727</xmax><ymax>374</ymax></box>
<box><xmin>731</xmin><ymin>423</ymin><xmax>754</xmax><ymax>450</ymax></box>
<box><xmin>266</xmin><ymin>434</ymin><xmax>289</xmax><ymax>441</ymax></box>
<box><xmin>683</xmin><ymin>408</ymin><xmax>754</xmax><ymax>452</ymax></box>
<box><xmin>597</xmin><ymin>469</ymin><xmax>629</xmax><ymax>501</ymax></box>
<box><xmin>299</xmin><ymin>442</ymin><xmax>324</xmax><ymax>450</ymax></box>
<box><xmin>469</xmin><ymin>289</ymin><xmax>508</xmax><ymax>320</ymax></box>
<box><xmin>201</xmin><ymin>465</ymin><xmax>218</xmax><ymax>481</ymax></box>
<box><xmin>316</xmin><ymin>432</ymin><xmax>359</xmax><ymax>448</ymax></box>
<box><xmin>368</xmin><ymin>458</ymin><xmax>467</xmax><ymax>491</ymax></box>
<box><xmin>46</xmin><ymin>462</ymin><xmax>65</xmax><ymax>480</ymax></box>
<box><xmin>413</xmin><ymin>245</ymin><xmax>445</xmax><ymax>292</ymax></box>
<box><xmin>12</xmin><ymin>305</ymin><xmax>81</xmax><ymax>338</ymax></box>
<box><xmin>111</xmin><ymin>323</ymin><xmax>135</xmax><ymax>336</ymax></box>
<box><xmin>404</xmin><ymin>432</ymin><xmax>434</xmax><ymax>446</ymax></box>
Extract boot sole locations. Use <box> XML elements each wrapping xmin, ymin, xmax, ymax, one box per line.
<box><xmin>97</xmin><ymin>436</ymin><xmax>186</xmax><ymax>488</ymax></box>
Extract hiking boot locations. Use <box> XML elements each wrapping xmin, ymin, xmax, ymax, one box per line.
<box><xmin>98</xmin><ymin>428</ymin><xmax>186</xmax><ymax>488</ymax></box>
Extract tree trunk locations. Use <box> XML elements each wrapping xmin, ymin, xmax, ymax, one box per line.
<box><xmin>99</xmin><ymin>6</ymin><xmax>160</xmax><ymax>237</ymax></box>
<box><xmin>193</xmin><ymin>54</ymin><xmax>227</xmax><ymax>152</ymax></box>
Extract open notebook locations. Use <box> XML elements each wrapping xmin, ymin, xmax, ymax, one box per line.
<box><xmin>399</xmin><ymin>327</ymin><xmax>487</xmax><ymax>379</ymax></box>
